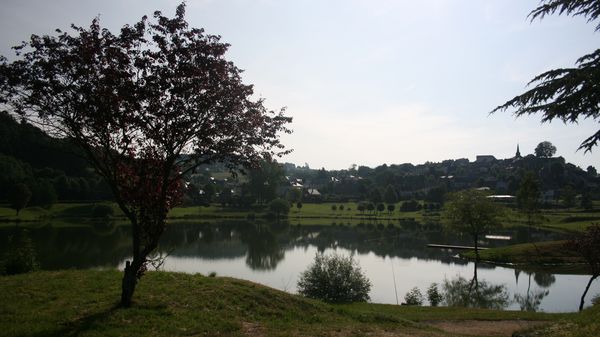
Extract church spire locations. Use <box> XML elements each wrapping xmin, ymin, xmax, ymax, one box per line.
<box><xmin>515</xmin><ymin>143</ymin><xmax>521</xmax><ymax>158</ymax></box>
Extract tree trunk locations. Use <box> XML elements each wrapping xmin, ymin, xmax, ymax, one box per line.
<box><xmin>579</xmin><ymin>274</ymin><xmax>599</xmax><ymax>312</ymax></box>
<box><xmin>120</xmin><ymin>260</ymin><xmax>138</xmax><ymax>308</ymax></box>
<box><xmin>474</xmin><ymin>234</ymin><xmax>480</xmax><ymax>261</ymax></box>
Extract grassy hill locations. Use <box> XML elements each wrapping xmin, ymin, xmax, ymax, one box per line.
<box><xmin>2</xmin><ymin>270</ymin><xmax>596</xmax><ymax>337</ymax></box>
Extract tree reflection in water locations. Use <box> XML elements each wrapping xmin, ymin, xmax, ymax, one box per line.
<box><xmin>240</xmin><ymin>223</ymin><xmax>285</xmax><ymax>270</ymax></box>
<box><xmin>443</xmin><ymin>262</ymin><xmax>510</xmax><ymax>309</ymax></box>
<box><xmin>513</xmin><ymin>270</ymin><xmax>552</xmax><ymax>312</ymax></box>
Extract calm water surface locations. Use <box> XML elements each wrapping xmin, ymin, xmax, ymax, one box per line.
<box><xmin>2</xmin><ymin>220</ymin><xmax>597</xmax><ymax>312</ymax></box>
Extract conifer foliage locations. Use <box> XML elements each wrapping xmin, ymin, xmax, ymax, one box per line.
<box><xmin>493</xmin><ymin>0</ymin><xmax>600</xmax><ymax>152</ymax></box>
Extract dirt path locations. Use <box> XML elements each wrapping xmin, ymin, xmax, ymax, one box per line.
<box><xmin>426</xmin><ymin>320</ymin><xmax>548</xmax><ymax>337</ymax></box>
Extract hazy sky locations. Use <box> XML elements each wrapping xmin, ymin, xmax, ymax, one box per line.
<box><xmin>1</xmin><ymin>0</ymin><xmax>598</xmax><ymax>170</ymax></box>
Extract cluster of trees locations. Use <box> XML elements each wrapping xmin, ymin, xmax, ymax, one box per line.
<box><xmin>0</xmin><ymin>113</ymin><xmax>113</xmax><ymax>212</ymax></box>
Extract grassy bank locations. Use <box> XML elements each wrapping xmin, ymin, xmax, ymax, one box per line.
<box><xmin>1</xmin><ymin>202</ymin><xmax>598</xmax><ymax>233</ymax></box>
<box><xmin>0</xmin><ymin>270</ymin><xmax>586</xmax><ymax>337</ymax></box>
<box><xmin>461</xmin><ymin>241</ymin><xmax>592</xmax><ymax>274</ymax></box>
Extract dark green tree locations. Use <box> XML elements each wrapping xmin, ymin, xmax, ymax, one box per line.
<box><xmin>492</xmin><ymin>1</ymin><xmax>600</xmax><ymax>152</ymax></box>
<box><xmin>286</xmin><ymin>188</ymin><xmax>302</xmax><ymax>203</ymax></box>
<box><xmin>534</xmin><ymin>141</ymin><xmax>557</xmax><ymax>158</ymax></box>
<box><xmin>269</xmin><ymin>198</ymin><xmax>290</xmax><ymax>221</ymax></box>
<box><xmin>444</xmin><ymin>190</ymin><xmax>503</xmax><ymax>261</ymax></box>
<box><xmin>561</xmin><ymin>185</ymin><xmax>577</xmax><ymax>208</ymax></box>
<box><xmin>247</xmin><ymin>159</ymin><xmax>285</xmax><ymax>204</ymax></box>
<box><xmin>202</xmin><ymin>183</ymin><xmax>216</xmax><ymax>204</ymax></box>
<box><xmin>8</xmin><ymin>183</ymin><xmax>32</xmax><ymax>216</ymax></box>
<box><xmin>581</xmin><ymin>190</ymin><xmax>593</xmax><ymax>210</ymax></box>
<box><xmin>517</xmin><ymin>171</ymin><xmax>540</xmax><ymax>231</ymax></box>
<box><xmin>30</xmin><ymin>180</ymin><xmax>57</xmax><ymax>208</ymax></box>
<box><xmin>387</xmin><ymin>203</ymin><xmax>395</xmax><ymax>215</ymax></box>
<box><xmin>376</xmin><ymin>203</ymin><xmax>385</xmax><ymax>215</ymax></box>
<box><xmin>587</xmin><ymin>165</ymin><xmax>598</xmax><ymax>176</ymax></box>
<box><xmin>383</xmin><ymin>185</ymin><xmax>398</xmax><ymax>204</ymax></box>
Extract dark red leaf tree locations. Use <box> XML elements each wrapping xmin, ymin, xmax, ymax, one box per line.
<box><xmin>566</xmin><ymin>224</ymin><xmax>600</xmax><ymax>311</ymax></box>
<box><xmin>0</xmin><ymin>3</ymin><xmax>291</xmax><ymax>307</ymax></box>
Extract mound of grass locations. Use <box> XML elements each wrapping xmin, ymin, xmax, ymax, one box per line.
<box><xmin>0</xmin><ymin>270</ymin><xmax>569</xmax><ymax>337</ymax></box>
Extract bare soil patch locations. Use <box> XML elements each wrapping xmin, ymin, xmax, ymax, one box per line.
<box><xmin>426</xmin><ymin>320</ymin><xmax>548</xmax><ymax>337</ymax></box>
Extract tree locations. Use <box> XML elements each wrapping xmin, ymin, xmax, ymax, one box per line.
<box><xmin>30</xmin><ymin>180</ymin><xmax>57</xmax><ymax>208</ymax></box>
<box><xmin>357</xmin><ymin>202</ymin><xmax>366</xmax><ymax>214</ymax></box>
<box><xmin>444</xmin><ymin>190</ymin><xmax>502</xmax><ymax>261</ymax></box>
<box><xmin>427</xmin><ymin>283</ymin><xmax>442</xmax><ymax>307</ymax></box>
<box><xmin>387</xmin><ymin>203</ymin><xmax>395</xmax><ymax>215</ymax></box>
<box><xmin>247</xmin><ymin>159</ymin><xmax>285</xmax><ymax>204</ymax></box>
<box><xmin>286</xmin><ymin>188</ymin><xmax>302</xmax><ymax>204</ymax></box>
<box><xmin>404</xmin><ymin>287</ymin><xmax>424</xmax><ymax>306</ymax></box>
<box><xmin>581</xmin><ymin>189</ymin><xmax>593</xmax><ymax>210</ymax></box>
<box><xmin>517</xmin><ymin>171</ymin><xmax>540</xmax><ymax>232</ymax></box>
<box><xmin>561</xmin><ymin>185</ymin><xmax>577</xmax><ymax>208</ymax></box>
<box><xmin>8</xmin><ymin>183</ymin><xmax>32</xmax><ymax>216</ymax></box>
<box><xmin>297</xmin><ymin>252</ymin><xmax>371</xmax><ymax>303</ymax></box>
<box><xmin>566</xmin><ymin>224</ymin><xmax>600</xmax><ymax>311</ymax></box>
<box><xmin>202</xmin><ymin>183</ymin><xmax>216</xmax><ymax>205</ymax></box>
<box><xmin>0</xmin><ymin>4</ymin><xmax>290</xmax><ymax>307</ymax></box>
<box><xmin>269</xmin><ymin>198</ymin><xmax>290</xmax><ymax>221</ymax></box>
<box><xmin>383</xmin><ymin>185</ymin><xmax>398</xmax><ymax>204</ymax></box>
<box><xmin>534</xmin><ymin>141</ymin><xmax>557</xmax><ymax>158</ymax></box>
<box><xmin>376</xmin><ymin>203</ymin><xmax>385</xmax><ymax>215</ymax></box>
<box><xmin>492</xmin><ymin>1</ymin><xmax>600</xmax><ymax>152</ymax></box>
<box><xmin>587</xmin><ymin>165</ymin><xmax>598</xmax><ymax>176</ymax></box>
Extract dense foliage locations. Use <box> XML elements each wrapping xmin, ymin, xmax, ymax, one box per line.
<box><xmin>297</xmin><ymin>252</ymin><xmax>371</xmax><ymax>303</ymax></box>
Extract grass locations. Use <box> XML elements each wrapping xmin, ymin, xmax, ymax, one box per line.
<box><xmin>2</xmin><ymin>201</ymin><xmax>599</xmax><ymax>233</ymax></box>
<box><xmin>1</xmin><ymin>202</ymin><xmax>433</xmax><ymax>227</ymax></box>
<box><xmin>461</xmin><ymin>241</ymin><xmax>592</xmax><ymax>274</ymax></box>
<box><xmin>0</xmin><ymin>270</ymin><xmax>579</xmax><ymax>337</ymax></box>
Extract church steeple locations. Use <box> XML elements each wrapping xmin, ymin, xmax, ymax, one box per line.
<box><xmin>515</xmin><ymin>143</ymin><xmax>521</xmax><ymax>158</ymax></box>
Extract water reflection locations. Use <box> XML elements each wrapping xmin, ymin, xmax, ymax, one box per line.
<box><xmin>513</xmin><ymin>271</ymin><xmax>551</xmax><ymax>312</ymax></box>
<box><xmin>443</xmin><ymin>262</ymin><xmax>511</xmax><ymax>310</ymax></box>
<box><xmin>0</xmin><ymin>221</ymin><xmax>594</xmax><ymax>312</ymax></box>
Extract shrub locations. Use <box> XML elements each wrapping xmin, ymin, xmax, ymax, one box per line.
<box><xmin>404</xmin><ymin>287</ymin><xmax>424</xmax><ymax>306</ymax></box>
<box><xmin>1</xmin><ymin>230</ymin><xmax>39</xmax><ymax>275</ymax></box>
<box><xmin>427</xmin><ymin>283</ymin><xmax>443</xmax><ymax>307</ymax></box>
<box><xmin>297</xmin><ymin>252</ymin><xmax>371</xmax><ymax>303</ymax></box>
<box><xmin>269</xmin><ymin>198</ymin><xmax>290</xmax><ymax>219</ymax></box>
<box><xmin>92</xmin><ymin>204</ymin><xmax>114</xmax><ymax>218</ymax></box>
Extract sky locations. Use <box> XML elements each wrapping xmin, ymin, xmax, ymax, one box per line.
<box><xmin>1</xmin><ymin>0</ymin><xmax>599</xmax><ymax>170</ymax></box>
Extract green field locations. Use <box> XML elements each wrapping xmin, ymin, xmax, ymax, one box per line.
<box><xmin>2</xmin><ymin>201</ymin><xmax>599</xmax><ymax>233</ymax></box>
<box><xmin>2</xmin><ymin>270</ymin><xmax>594</xmax><ymax>337</ymax></box>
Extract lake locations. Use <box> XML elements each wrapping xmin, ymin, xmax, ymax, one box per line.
<box><xmin>1</xmin><ymin>220</ymin><xmax>597</xmax><ymax>312</ymax></box>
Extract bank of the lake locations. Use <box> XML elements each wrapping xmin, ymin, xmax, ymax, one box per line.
<box><xmin>460</xmin><ymin>241</ymin><xmax>591</xmax><ymax>274</ymax></box>
<box><xmin>2</xmin><ymin>202</ymin><xmax>599</xmax><ymax>232</ymax></box>
<box><xmin>2</xmin><ymin>270</ymin><xmax>596</xmax><ymax>337</ymax></box>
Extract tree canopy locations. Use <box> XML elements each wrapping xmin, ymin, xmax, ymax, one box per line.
<box><xmin>0</xmin><ymin>3</ymin><xmax>291</xmax><ymax>307</ymax></box>
<box><xmin>534</xmin><ymin>141</ymin><xmax>557</xmax><ymax>158</ymax></box>
<box><xmin>444</xmin><ymin>189</ymin><xmax>502</xmax><ymax>260</ymax></box>
<box><xmin>492</xmin><ymin>0</ymin><xmax>600</xmax><ymax>152</ymax></box>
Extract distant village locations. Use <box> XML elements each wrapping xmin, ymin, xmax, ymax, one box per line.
<box><xmin>185</xmin><ymin>144</ymin><xmax>599</xmax><ymax>206</ymax></box>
